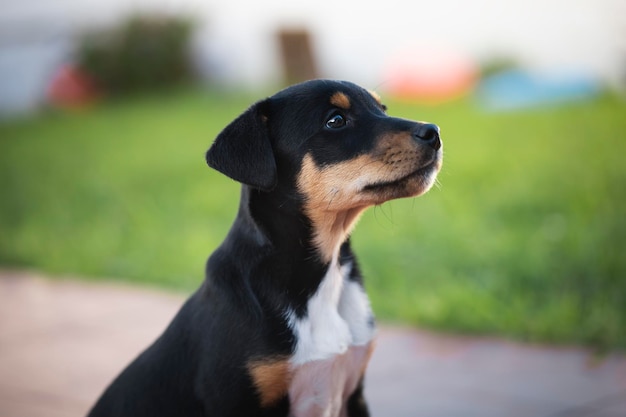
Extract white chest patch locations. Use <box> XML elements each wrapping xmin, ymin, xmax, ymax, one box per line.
<box><xmin>286</xmin><ymin>260</ymin><xmax>376</xmax><ymax>417</ymax></box>
<box><xmin>287</xmin><ymin>261</ymin><xmax>375</xmax><ymax>364</ymax></box>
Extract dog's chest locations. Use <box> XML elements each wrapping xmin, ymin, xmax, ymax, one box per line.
<box><xmin>286</xmin><ymin>261</ymin><xmax>375</xmax><ymax>417</ymax></box>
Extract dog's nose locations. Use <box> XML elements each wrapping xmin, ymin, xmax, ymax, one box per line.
<box><xmin>413</xmin><ymin>123</ymin><xmax>441</xmax><ymax>150</ymax></box>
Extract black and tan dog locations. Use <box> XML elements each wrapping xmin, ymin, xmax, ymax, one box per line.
<box><xmin>88</xmin><ymin>79</ymin><xmax>442</xmax><ymax>417</ymax></box>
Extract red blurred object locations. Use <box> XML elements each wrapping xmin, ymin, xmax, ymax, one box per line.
<box><xmin>47</xmin><ymin>64</ymin><xmax>100</xmax><ymax>108</ymax></box>
<box><xmin>384</xmin><ymin>47</ymin><xmax>478</xmax><ymax>103</ymax></box>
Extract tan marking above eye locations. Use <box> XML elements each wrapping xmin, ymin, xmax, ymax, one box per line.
<box><xmin>367</xmin><ymin>89</ymin><xmax>387</xmax><ymax>111</ymax></box>
<box><xmin>247</xmin><ymin>357</ymin><xmax>292</xmax><ymax>407</ymax></box>
<box><xmin>330</xmin><ymin>92</ymin><xmax>351</xmax><ymax>110</ymax></box>
<box><xmin>367</xmin><ymin>89</ymin><xmax>382</xmax><ymax>104</ymax></box>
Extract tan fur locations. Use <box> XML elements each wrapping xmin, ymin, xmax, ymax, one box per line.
<box><xmin>330</xmin><ymin>92</ymin><xmax>351</xmax><ymax>110</ymax></box>
<box><xmin>297</xmin><ymin>154</ymin><xmax>370</xmax><ymax>262</ymax></box>
<box><xmin>367</xmin><ymin>89</ymin><xmax>382</xmax><ymax>105</ymax></box>
<box><xmin>247</xmin><ymin>358</ymin><xmax>292</xmax><ymax>407</ymax></box>
<box><xmin>297</xmin><ymin>132</ymin><xmax>440</xmax><ymax>261</ymax></box>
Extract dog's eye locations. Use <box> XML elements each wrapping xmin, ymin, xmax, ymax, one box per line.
<box><xmin>326</xmin><ymin>114</ymin><xmax>346</xmax><ymax>129</ymax></box>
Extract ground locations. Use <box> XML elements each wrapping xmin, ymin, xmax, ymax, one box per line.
<box><xmin>1</xmin><ymin>270</ymin><xmax>625</xmax><ymax>417</ymax></box>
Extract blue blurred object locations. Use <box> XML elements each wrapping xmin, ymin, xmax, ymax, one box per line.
<box><xmin>475</xmin><ymin>69</ymin><xmax>601</xmax><ymax>111</ymax></box>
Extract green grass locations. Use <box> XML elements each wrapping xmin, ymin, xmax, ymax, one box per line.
<box><xmin>1</xmin><ymin>87</ymin><xmax>625</xmax><ymax>350</ymax></box>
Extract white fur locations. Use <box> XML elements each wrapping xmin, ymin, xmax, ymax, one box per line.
<box><xmin>287</xmin><ymin>260</ymin><xmax>376</xmax><ymax>416</ymax></box>
<box><xmin>338</xmin><ymin>278</ymin><xmax>374</xmax><ymax>346</ymax></box>
<box><xmin>287</xmin><ymin>261</ymin><xmax>375</xmax><ymax>364</ymax></box>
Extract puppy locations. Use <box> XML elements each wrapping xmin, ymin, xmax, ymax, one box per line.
<box><xmin>88</xmin><ymin>79</ymin><xmax>442</xmax><ymax>417</ymax></box>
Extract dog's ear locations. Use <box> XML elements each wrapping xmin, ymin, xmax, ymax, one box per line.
<box><xmin>206</xmin><ymin>100</ymin><xmax>277</xmax><ymax>191</ymax></box>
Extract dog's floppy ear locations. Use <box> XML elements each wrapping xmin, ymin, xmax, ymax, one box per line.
<box><xmin>206</xmin><ymin>100</ymin><xmax>277</xmax><ymax>191</ymax></box>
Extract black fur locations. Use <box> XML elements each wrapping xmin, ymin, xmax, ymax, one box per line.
<box><xmin>206</xmin><ymin>100</ymin><xmax>277</xmax><ymax>191</ymax></box>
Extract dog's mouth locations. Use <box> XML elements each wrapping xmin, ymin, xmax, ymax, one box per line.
<box><xmin>362</xmin><ymin>157</ymin><xmax>440</xmax><ymax>193</ymax></box>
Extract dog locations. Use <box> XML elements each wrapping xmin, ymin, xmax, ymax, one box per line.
<box><xmin>87</xmin><ymin>79</ymin><xmax>442</xmax><ymax>417</ymax></box>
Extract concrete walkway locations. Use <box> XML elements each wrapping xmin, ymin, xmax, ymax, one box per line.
<box><xmin>1</xmin><ymin>270</ymin><xmax>625</xmax><ymax>417</ymax></box>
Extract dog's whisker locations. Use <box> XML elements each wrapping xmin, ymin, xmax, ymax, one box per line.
<box><xmin>324</xmin><ymin>188</ymin><xmax>340</xmax><ymax>210</ymax></box>
<box><xmin>381</xmin><ymin>203</ymin><xmax>395</xmax><ymax>225</ymax></box>
<box><xmin>433</xmin><ymin>178</ymin><xmax>443</xmax><ymax>190</ymax></box>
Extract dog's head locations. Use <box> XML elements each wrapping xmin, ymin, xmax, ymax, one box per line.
<box><xmin>207</xmin><ymin>80</ymin><xmax>443</xmax><ymax>260</ymax></box>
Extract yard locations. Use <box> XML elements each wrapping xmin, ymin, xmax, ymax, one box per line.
<box><xmin>1</xmin><ymin>87</ymin><xmax>624</xmax><ymax>350</ymax></box>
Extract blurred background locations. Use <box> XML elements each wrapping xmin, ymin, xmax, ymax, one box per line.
<box><xmin>1</xmin><ymin>0</ymin><xmax>625</xmax><ymax>351</ymax></box>
<box><xmin>2</xmin><ymin>0</ymin><xmax>625</xmax><ymax>114</ymax></box>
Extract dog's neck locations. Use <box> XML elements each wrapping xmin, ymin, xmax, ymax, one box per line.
<box><xmin>305</xmin><ymin>206</ymin><xmax>365</xmax><ymax>264</ymax></box>
<box><xmin>242</xmin><ymin>185</ymin><xmax>362</xmax><ymax>264</ymax></box>
<box><xmin>209</xmin><ymin>185</ymin><xmax>358</xmax><ymax>310</ymax></box>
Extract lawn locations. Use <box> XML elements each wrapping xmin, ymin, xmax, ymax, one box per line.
<box><xmin>1</xmin><ymin>87</ymin><xmax>624</xmax><ymax>350</ymax></box>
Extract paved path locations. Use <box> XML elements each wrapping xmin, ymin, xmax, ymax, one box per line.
<box><xmin>1</xmin><ymin>270</ymin><xmax>625</xmax><ymax>417</ymax></box>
